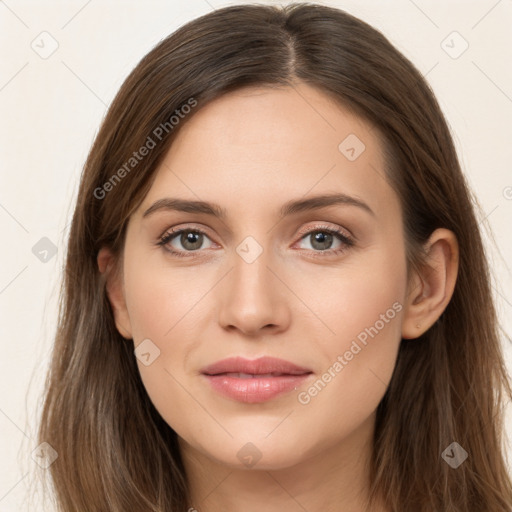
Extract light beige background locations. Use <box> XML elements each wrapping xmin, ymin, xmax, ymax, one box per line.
<box><xmin>1</xmin><ymin>0</ymin><xmax>511</xmax><ymax>509</ymax></box>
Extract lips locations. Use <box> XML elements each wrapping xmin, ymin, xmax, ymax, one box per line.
<box><xmin>201</xmin><ymin>356</ymin><xmax>313</xmax><ymax>403</ymax></box>
<box><xmin>200</xmin><ymin>356</ymin><xmax>312</xmax><ymax>377</ymax></box>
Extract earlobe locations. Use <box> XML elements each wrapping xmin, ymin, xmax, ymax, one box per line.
<box><xmin>401</xmin><ymin>228</ymin><xmax>459</xmax><ymax>339</ymax></box>
<box><xmin>97</xmin><ymin>247</ymin><xmax>133</xmax><ymax>340</ymax></box>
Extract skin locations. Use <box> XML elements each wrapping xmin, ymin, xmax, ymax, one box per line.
<box><xmin>98</xmin><ymin>82</ymin><xmax>459</xmax><ymax>512</ymax></box>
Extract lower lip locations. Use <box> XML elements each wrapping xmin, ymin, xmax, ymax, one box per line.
<box><xmin>203</xmin><ymin>374</ymin><xmax>312</xmax><ymax>403</ymax></box>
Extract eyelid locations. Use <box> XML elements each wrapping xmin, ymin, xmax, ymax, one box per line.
<box><xmin>158</xmin><ymin>223</ymin><xmax>215</xmax><ymax>241</ymax></box>
<box><xmin>295</xmin><ymin>222</ymin><xmax>354</xmax><ymax>241</ymax></box>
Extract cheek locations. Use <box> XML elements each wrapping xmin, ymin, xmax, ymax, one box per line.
<box><xmin>305</xmin><ymin>238</ymin><xmax>407</xmax><ymax>349</ymax></box>
<box><xmin>121</xmin><ymin>253</ymin><xmax>219</xmax><ymax>393</ymax></box>
<box><xmin>123</xmin><ymin>258</ymin><xmax>206</xmax><ymax>342</ymax></box>
<box><xmin>299</xmin><ymin>246</ymin><xmax>406</xmax><ymax>421</ymax></box>
<box><xmin>122</xmin><ymin>260</ymin><xmax>206</xmax><ymax>432</ymax></box>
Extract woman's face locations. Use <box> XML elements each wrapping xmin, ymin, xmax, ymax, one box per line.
<box><xmin>112</xmin><ymin>83</ymin><xmax>410</xmax><ymax>470</ymax></box>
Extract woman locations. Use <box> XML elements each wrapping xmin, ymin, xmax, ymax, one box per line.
<box><xmin>37</xmin><ymin>3</ymin><xmax>512</xmax><ymax>511</ymax></box>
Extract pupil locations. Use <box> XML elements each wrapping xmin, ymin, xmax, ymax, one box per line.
<box><xmin>312</xmin><ymin>232</ymin><xmax>332</xmax><ymax>250</ymax></box>
<box><xmin>182</xmin><ymin>232</ymin><xmax>202</xmax><ymax>250</ymax></box>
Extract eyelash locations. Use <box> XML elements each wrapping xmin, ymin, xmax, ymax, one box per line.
<box><xmin>156</xmin><ymin>224</ymin><xmax>355</xmax><ymax>259</ymax></box>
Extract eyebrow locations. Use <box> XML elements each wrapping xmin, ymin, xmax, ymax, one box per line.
<box><xmin>142</xmin><ymin>193</ymin><xmax>375</xmax><ymax>219</ymax></box>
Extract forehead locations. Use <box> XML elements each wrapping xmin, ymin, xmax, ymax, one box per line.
<box><xmin>139</xmin><ymin>83</ymin><xmax>399</xmax><ymax>222</ymax></box>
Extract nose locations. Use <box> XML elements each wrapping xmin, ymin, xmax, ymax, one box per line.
<box><xmin>217</xmin><ymin>244</ymin><xmax>291</xmax><ymax>337</ymax></box>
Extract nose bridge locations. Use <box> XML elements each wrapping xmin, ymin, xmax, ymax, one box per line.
<box><xmin>233</xmin><ymin>240</ymin><xmax>271</xmax><ymax>295</ymax></box>
<box><xmin>230</xmin><ymin>235</ymin><xmax>275</xmax><ymax>309</ymax></box>
<box><xmin>217</xmin><ymin>234</ymin><xmax>290</xmax><ymax>334</ymax></box>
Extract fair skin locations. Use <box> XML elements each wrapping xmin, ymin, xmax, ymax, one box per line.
<box><xmin>98</xmin><ymin>83</ymin><xmax>458</xmax><ymax>512</ymax></box>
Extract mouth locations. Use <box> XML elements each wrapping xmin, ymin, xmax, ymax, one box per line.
<box><xmin>213</xmin><ymin>372</ymin><xmax>307</xmax><ymax>378</ymax></box>
<box><xmin>201</xmin><ymin>356</ymin><xmax>313</xmax><ymax>403</ymax></box>
<box><xmin>201</xmin><ymin>355</ymin><xmax>312</xmax><ymax>376</ymax></box>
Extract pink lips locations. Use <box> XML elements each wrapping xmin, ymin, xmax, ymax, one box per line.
<box><xmin>201</xmin><ymin>356</ymin><xmax>313</xmax><ymax>403</ymax></box>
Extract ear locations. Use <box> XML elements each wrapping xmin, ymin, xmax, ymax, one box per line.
<box><xmin>401</xmin><ymin>228</ymin><xmax>459</xmax><ymax>339</ymax></box>
<box><xmin>97</xmin><ymin>247</ymin><xmax>133</xmax><ymax>339</ymax></box>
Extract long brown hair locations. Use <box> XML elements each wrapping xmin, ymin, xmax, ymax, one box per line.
<box><xmin>37</xmin><ymin>3</ymin><xmax>512</xmax><ymax>510</ymax></box>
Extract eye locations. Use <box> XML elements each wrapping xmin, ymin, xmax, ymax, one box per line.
<box><xmin>295</xmin><ymin>225</ymin><xmax>354</xmax><ymax>256</ymax></box>
<box><xmin>157</xmin><ymin>224</ymin><xmax>354</xmax><ymax>259</ymax></box>
<box><xmin>157</xmin><ymin>227</ymin><xmax>215</xmax><ymax>257</ymax></box>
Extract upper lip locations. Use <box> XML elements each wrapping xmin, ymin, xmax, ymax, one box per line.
<box><xmin>201</xmin><ymin>356</ymin><xmax>312</xmax><ymax>376</ymax></box>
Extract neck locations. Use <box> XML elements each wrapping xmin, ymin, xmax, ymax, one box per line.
<box><xmin>179</xmin><ymin>412</ymin><xmax>388</xmax><ymax>512</ymax></box>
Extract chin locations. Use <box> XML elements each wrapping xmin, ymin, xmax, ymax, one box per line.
<box><xmin>187</xmin><ymin>430</ymin><xmax>316</xmax><ymax>471</ymax></box>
